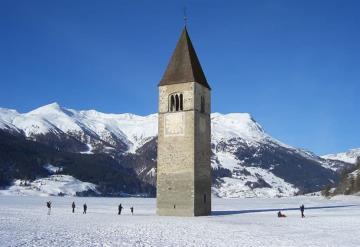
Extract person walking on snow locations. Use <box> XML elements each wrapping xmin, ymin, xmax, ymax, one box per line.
<box><xmin>118</xmin><ymin>204</ymin><xmax>123</xmax><ymax>215</ymax></box>
<box><xmin>300</xmin><ymin>204</ymin><xmax>305</xmax><ymax>218</ymax></box>
<box><xmin>83</xmin><ymin>203</ymin><xmax>87</xmax><ymax>214</ymax></box>
<box><xmin>130</xmin><ymin>206</ymin><xmax>134</xmax><ymax>215</ymax></box>
<box><xmin>72</xmin><ymin>201</ymin><xmax>76</xmax><ymax>213</ymax></box>
<box><xmin>46</xmin><ymin>201</ymin><xmax>52</xmax><ymax>215</ymax></box>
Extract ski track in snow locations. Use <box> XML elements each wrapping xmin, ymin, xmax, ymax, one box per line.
<box><xmin>0</xmin><ymin>196</ymin><xmax>359</xmax><ymax>247</ymax></box>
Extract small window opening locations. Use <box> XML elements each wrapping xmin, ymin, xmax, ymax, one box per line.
<box><xmin>179</xmin><ymin>94</ymin><xmax>183</xmax><ymax>111</ymax></box>
<box><xmin>204</xmin><ymin>194</ymin><xmax>207</xmax><ymax>204</ymax></box>
<box><xmin>170</xmin><ymin>95</ymin><xmax>175</xmax><ymax>112</ymax></box>
<box><xmin>175</xmin><ymin>95</ymin><xmax>180</xmax><ymax>111</ymax></box>
<box><xmin>169</xmin><ymin>93</ymin><xmax>184</xmax><ymax>112</ymax></box>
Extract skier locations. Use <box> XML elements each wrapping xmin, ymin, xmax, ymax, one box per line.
<box><xmin>300</xmin><ymin>204</ymin><xmax>305</xmax><ymax>218</ymax></box>
<box><xmin>277</xmin><ymin>211</ymin><xmax>286</xmax><ymax>218</ymax></box>
<box><xmin>46</xmin><ymin>201</ymin><xmax>52</xmax><ymax>215</ymax></box>
<box><xmin>72</xmin><ymin>201</ymin><xmax>76</xmax><ymax>213</ymax></box>
<box><xmin>118</xmin><ymin>204</ymin><xmax>123</xmax><ymax>215</ymax></box>
<box><xmin>130</xmin><ymin>206</ymin><xmax>134</xmax><ymax>215</ymax></box>
<box><xmin>83</xmin><ymin>203</ymin><xmax>87</xmax><ymax>214</ymax></box>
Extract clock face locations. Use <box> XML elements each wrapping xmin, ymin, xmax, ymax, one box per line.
<box><xmin>164</xmin><ymin>112</ymin><xmax>185</xmax><ymax>137</ymax></box>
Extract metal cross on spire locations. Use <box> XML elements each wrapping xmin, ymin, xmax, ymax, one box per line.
<box><xmin>183</xmin><ymin>7</ymin><xmax>188</xmax><ymax>26</ymax></box>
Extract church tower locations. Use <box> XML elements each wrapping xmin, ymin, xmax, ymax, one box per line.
<box><xmin>157</xmin><ymin>27</ymin><xmax>211</xmax><ymax>216</ymax></box>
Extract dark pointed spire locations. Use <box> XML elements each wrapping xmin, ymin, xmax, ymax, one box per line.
<box><xmin>159</xmin><ymin>27</ymin><xmax>211</xmax><ymax>89</ymax></box>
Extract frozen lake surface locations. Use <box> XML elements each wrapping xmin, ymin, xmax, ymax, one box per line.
<box><xmin>0</xmin><ymin>195</ymin><xmax>359</xmax><ymax>246</ymax></box>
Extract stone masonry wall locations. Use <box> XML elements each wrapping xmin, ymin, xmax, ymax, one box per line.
<box><xmin>157</xmin><ymin>82</ymin><xmax>211</xmax><ymax>216</ymax></box>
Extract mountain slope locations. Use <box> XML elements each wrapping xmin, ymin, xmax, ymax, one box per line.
<box><xmin>210</xmin><ymin>113</ymin><xmax>342</xmax><ymax>196</ymax></box>
<box><xmin>322</xmin><ymin>148</ymin><xmax>360</xmax><ymax>164</ymax></box>
<box><xmin>321</xmin><ymin>149</ymin><xmax>360</xmax><ymax>197</ymax></box>
<box><xmin>0</xmin><ymin>103</ymin><xmax>349</xmax><ymax>197</ymax></box>
<box><xmin>323</xmin><ymin>157</ymin><xmax>360</xmax><ymax>196</ymax></box>
<box><xmin>0</xmin><ymin>130</ymin><xmax>154</xmax><ymax>196</ymax></box>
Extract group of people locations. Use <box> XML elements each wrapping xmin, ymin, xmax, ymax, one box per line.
<box><xmin>118</xmin><ymin>203</ymin><xmax>134</xmax><ymax>215</ymax></box>
<box><xmin>46</xmin><ymin>201</ymin><xmax>134</xmax><ymax>215</ymax></box>
<box><xmin>277</xmin><ymin>204</ymin><xmax>306</xmax><ymax>218</ymax></box>
<box><xmin>71</xmin><ymin>202</ymin><xmax>87</xmax><ymax>214</ymax></box>
<box><xmin>47</xmin><ymin>201</ymin><xmax>306</xmax><ymax>218</ymax></box>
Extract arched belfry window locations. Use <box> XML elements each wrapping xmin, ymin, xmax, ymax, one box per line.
<box><xmin>169</xmin><ymin>93</ymin><xmax>184</xmax><ymax>112</ymax></box>
<box><xmin>170</xmin><ymin>95</ymin><xmax>175</xmax><ymax>111</ymax></box>
<box><xmin>200</xmin><ymin>96</ymin><xmax>205</xmax><ymax>113</ymax></box>
<box><xmin>175</xmin><ymin>95</ymin><xmax>179</xmax><ymax>111</ymax></box>
<box><xmin>179</xmin><ymin>94</ymin><xmax>183</xmax><ymax>111</ymax></box>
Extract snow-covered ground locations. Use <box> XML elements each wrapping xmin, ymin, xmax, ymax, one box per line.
<box><xmin>0</xmin><ymin>175</ymin><xmax>98</xmax><ymax>196</ymax></box>
<box><xmin>0</xmin><ymin>195</ymin><xmax>359</xmax><ymax>247</ymax></box>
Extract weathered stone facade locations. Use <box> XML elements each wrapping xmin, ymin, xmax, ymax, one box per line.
<box><xmin>156</xmin><ymin>28</ymin><xmax>211</xmax><ymax>216</ymax></box>
<box><xmin>157</xmin><ymin>82</ymin><xmax>211</xmax><ymax>216</ymax></box>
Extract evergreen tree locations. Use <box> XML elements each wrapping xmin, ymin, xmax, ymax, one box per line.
<box><xmin>355</xmin><ymin>173</ymin><xmax>360</xmax><ymax>192</ymax></box>
<box><xmin>349</xmin><ymin>176</ymin><xmax>356</xmax><ymax>194</ymax></box>
<box><xmin>322</xmin><ymin>184</ymin><xmax>332</xmax><ymax>197</ymax></box>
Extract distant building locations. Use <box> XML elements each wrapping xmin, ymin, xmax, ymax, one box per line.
<box><xmin>157</xmin><ymin>27</ymin><xmax>211</xmax><ymax>216</ymax></box>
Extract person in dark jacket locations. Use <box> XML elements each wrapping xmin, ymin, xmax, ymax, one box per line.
<box><xmin>46</xmin><ymin>201</ymin><xmax>52</xmax><ymax>215</ymax></box>
<box><xmin>300</xmin><ymin>204</ymin><xmax>305</xmax><ymax>218</ymax></box>
<box><xmin>72</xmin><ymin>201</ymin><xmax>76</xmax><ymax>213</ymax></box>
<box><xmin>83</xmin><ymin>203</ymin><xmax>87</xmax><ymax>214</ymax></box>
<box><xmin>118</xmin><ymin>204</ymin><xmax>123</xmax><ymax>215</ymax></box>
<box><xmin>130</xmin><ymin>206</ymin><xmax>134</xmax><ymax>215</ymax></box>
<box><xmin>277</xmin><ymin>211</ymin><xmax>286</xmax><ymax>218</ymax></box>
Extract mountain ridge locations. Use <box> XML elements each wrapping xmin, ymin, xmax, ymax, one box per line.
<box><xmin>322</xmin><ymin>148</ymin><xmax>360</xmax><ymax>164</ymax></box>
<box><xmin>0</xmin><ymin>103</ymin><xmax>352</xmax><ymax>197</ymax></box>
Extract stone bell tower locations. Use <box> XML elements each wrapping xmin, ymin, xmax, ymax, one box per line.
<box><xmin>157</xmin><ymin>27</ymin><xmax>211</xmax><ymax>216</ymax></box>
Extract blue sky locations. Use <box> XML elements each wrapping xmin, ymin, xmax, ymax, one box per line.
<box><xmin>0</xmin><ymin>0</ymin><xmax>359</xmax><ymax>155</ymax></box>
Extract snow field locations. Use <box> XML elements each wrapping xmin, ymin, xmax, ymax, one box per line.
<box><xmin>0</xmin><ymin>175</ymin><xmax>97</xmax><ymax>197</ymax></box>
<box><xmin>0</xmin><ymin>195</ymin><xmax>359</xmax><ymax>247</ymax></box>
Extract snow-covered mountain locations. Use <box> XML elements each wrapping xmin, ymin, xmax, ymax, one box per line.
<box><xmin>0</xmin><ymin>103</ymin><xmax>157</xmax><ymax>154</ymax></box>
<box><xmin>321</xmin><ymin>149</ymin><xmax>360</xmax><ymax>197</ymax></box>
<box><xmin>0</xmin><ymin>103</ymin><xmax>349</xmax><ymax>197</ymax></box>
<box><xmin>322</xmin><ymin>148</ymin><xmax>360</xmax><ymax>164</ymax></box>
<box><xmin>210</xmin><ymin>113</ymin><xmax>346</xmax><ymax>197</ymax></box>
